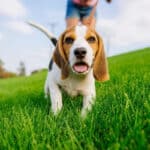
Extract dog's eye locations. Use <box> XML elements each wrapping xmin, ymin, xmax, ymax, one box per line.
<box><xmin>64</xmin><ymin>37</ymin><xmax>74</xmax><ymax>44</ymax></box>
<box><xmin>87</xmin><ymin>36</ymin><xmax>96</xmax><ymax>43</ymax></box>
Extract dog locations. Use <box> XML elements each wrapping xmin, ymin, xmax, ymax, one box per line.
<box><xmin>28</xmin><ymin>22</ymin><xmax>109</xmax><ymax>117</ymax></box>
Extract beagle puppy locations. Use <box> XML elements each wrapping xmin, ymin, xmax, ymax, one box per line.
<box><xmin>28</xmin><ymin>22</ymin><xmax>109</xmax><ymax>117</ymax></box>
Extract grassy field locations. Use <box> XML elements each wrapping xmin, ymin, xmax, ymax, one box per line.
<box><xmin>0</xmin><ymin>48</ymin><xmax>149</xmax><ymax>150</ymax></box>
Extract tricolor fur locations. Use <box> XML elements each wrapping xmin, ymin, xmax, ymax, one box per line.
<box><xmin>28</xmin><ymin>22</ymin><xmax>109</xmax><ymax>117</ymax></box>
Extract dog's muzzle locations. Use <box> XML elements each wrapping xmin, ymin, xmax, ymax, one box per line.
<box><xmin>73</xmin><ymin>61</ymin><xmax>89</xmax><ymax>74</ymax></box>
<box><xmin>72</xmin><ymin>47</ymin><xmax>89</xmax><ymax>74</ymax></box>
<box><xmin>74</xmin><ymin>47</ymin><xmax>87</xmax><ymax>59</ymax></box>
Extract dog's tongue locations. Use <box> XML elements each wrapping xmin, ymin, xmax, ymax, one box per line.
<box><xmin>74</xmin><ymin>64</ymin><xmax>88</xmax><ymax>73</ymax></box>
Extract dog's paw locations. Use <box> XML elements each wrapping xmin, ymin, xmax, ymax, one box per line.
<box><xmin>52</xmin><ymin>100</ymin><xmax>63</xmax><ymax>115</ymax></box>
<box><xmin>81</xmin><ymin>109</ymin><xmax>88</xmax><ymax>118</ymax></box>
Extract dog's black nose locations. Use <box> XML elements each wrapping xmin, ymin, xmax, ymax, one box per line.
<box><xmin>74</xmin><ymin>47</ymin><xmax>87</xmax><ymax>59</ymax></box>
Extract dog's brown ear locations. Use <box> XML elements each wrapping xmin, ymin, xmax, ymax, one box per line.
<box><xmin>93</xmin><ymin>33</ymin><xmax>109</xmax><ymax>81</ymax></box>
<box><xmin>57</xmin><ymin>33</ymin><xmax>68</xmax><ymax>62</ymax></box>
<box><xmin>53</xmin><ymin>33</ymin><xmax>69</xmax><ymax>80</ymax></box>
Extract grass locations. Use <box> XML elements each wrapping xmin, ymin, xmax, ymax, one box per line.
<box><xmin>0</xmin><ymin>48</ymin><xmax>150</xmax><ymax>150</ymax></box>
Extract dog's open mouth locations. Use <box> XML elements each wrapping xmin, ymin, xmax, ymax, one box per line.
<box><xmin>73</xmin><ymin>62</ymin><xmax>89</xmax><ymax>73</ymax></box>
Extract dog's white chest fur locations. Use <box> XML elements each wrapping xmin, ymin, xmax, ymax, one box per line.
<box><xmin>47</xmin><ymin>63</ymin><xmax>95</xmax><ymax>97</ymax></box>
<box><xmin>45</xmin><ymin>63</ymin><xmax>96</xmax><ymax>116</ymax></box>
<box><xmin>60</xmin><ymin>72</ymin><xmax>94</xmax><ymax>97</ymax></box>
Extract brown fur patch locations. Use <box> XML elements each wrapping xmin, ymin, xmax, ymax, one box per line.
<box><xmin>93</xmin><ymin>32</ymin><xmax>109</xmax><ymax>81</ymax></box>
<box><xmin>53</xmin><ymin>31</ymin><xmax>71</xmax><ymax>80</ymax></box>
<box><xmin>85</xmin><ymin>29</ymin><xmax>99</xmax><ymax>55</ymax></box>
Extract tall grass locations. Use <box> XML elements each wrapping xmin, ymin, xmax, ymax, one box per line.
<box><xmin>0</xmin><ymin>48</ymin><xmax>149</xmax><ymax>149</ymax></box>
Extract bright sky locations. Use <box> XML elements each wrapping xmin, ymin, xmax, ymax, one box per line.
<box><xmin>0</xmin><ymin>0</ymin><xmax>150</xmax><ymax>75</ymax></box>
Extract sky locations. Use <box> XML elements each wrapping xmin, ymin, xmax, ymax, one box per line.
<box><xmin>0</xmin><ymin>0</ymin><xmax>150</xmax><ymax>75</ymax></box>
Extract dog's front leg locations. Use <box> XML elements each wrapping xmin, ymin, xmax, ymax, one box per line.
<box><xmin>49</xmin><ymin>83</ymin><xmax>62</xmax><ymax>115</ymax></box>
<box><xmin>81</xmin><ymin>91</ymin><xmax>96</xmax><ymax>117</ymax></box>
<box><xmin>81</xmin><ymin>81</ymin><xmax>96</xmax><ymax>117</ymax></box>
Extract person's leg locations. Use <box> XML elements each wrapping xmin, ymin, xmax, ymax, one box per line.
<box><xmin>65</xmin><ymin>0</ymin><xmax>80</xmax><ymax>28</ymax></box>
<box><xmin>80</xmin><ymin>6</ymin><xmax>97</xmax><ymax>29</ymax></box>
<box><xmin>66</xmin><ymin>18</ymin><xmax>79</xmax><ymax>29</ymax></box>
<box><xmin>82</xmin><ymin>16</ymin><xmax>96</xmax><ymax>28</ymax></box>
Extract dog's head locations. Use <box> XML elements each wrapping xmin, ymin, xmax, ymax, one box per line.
<box><xmin>53</xmin><ymin>25</ymin><xmax>109</xmax><ymax>81</ymax></box>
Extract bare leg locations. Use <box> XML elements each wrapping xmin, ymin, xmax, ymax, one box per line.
<box><xmin>66</xmin><ymin>17</ymin><xmax>79</xmax><ymax>29</ymax></box>
<box><xmin>82</xmin><ymin>17</ymin><xmax>96</xmax><ymax>29</ymax></box>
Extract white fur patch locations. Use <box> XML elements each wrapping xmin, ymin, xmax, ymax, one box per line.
<box><xmin>75</xmin><ymin>25</ymin><xmax>87</xmax><ymax>39</ymax></box>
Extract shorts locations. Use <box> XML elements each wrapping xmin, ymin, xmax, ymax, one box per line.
<box><xmin>66</xmin><ymin>0</ymin><xmax>97</xmax><ymax>19</ymax></box>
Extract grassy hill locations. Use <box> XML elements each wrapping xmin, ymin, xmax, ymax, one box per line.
<box><xmin>0</xmin><ymin>48</ymin><xmax>149</xmax><ymax>150</ymax></box>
